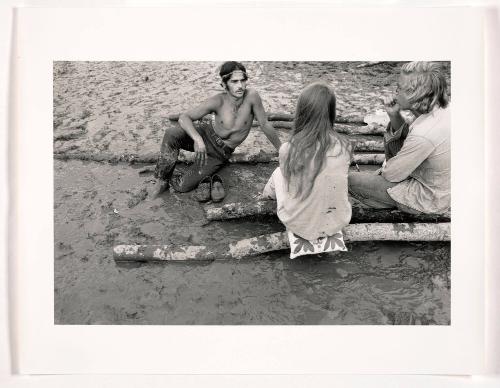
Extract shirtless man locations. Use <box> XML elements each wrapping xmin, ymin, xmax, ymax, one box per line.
<box><xmin>150</xmin><ymin>61</ymin><xmax>281</xmax><ymax>197</ymax></box>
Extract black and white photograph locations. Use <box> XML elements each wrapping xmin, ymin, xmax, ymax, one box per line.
<box><xmin>53</xmin><ymin>60</ymin><xmax>451</xmax><ymax>325</ymax></box>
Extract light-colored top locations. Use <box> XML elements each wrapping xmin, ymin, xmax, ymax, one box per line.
<box><xmin>382</xmin><ymin>106</ymin><xmax>451</xmax><ymax>214</ymax></box>
<box><xmin>263</xmin><ymin>139</ymin><xmax>352</xmax><ymax>240</ymax></box>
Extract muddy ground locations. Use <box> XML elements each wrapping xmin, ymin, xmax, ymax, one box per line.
<box><xmin>54</xmin><ymin>62</ymin><xmax>450</xmax><ymax>325</ymax></box>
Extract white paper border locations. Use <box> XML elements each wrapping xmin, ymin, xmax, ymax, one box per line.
<box><xmin>13</xmin><ymin>6</ymin><xmax>485</xmax><ymax>375</ymax></box>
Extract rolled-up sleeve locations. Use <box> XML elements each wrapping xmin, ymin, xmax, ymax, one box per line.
<box><xmin>382</xmin><ymin>135</ymin><xmax>434</xmax><ymax>183</ymax></box>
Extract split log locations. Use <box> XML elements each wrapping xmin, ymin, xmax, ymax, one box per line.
<box><xmin>204</xmin><ymin>200</ymin><xmax>451</xmax><ymax>223</ymax></box>
<box><xmin>113</xmin><ymin>223</ymin><xmax>451</xmax><ymax>262</ymax></box>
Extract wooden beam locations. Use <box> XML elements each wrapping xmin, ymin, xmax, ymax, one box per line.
<box><xmin>113</xmin><ymin>223</ymin><xmax>451</xmax><ymax>262</ymax></box>
<box><xmin>204</xmin><ymin>200</ymin><xmax>451</xmax><ymax>223</ymax></box>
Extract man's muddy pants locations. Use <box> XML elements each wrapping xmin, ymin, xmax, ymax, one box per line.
<box><xmin>154</xmin><ymin>119</ymin><xmax>234</xmax><ymax>193</ymax></box>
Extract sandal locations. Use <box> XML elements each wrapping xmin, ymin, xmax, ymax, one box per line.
<box><xmin>193</xmin><ymin>176</ymin><xmax>211</xmax><ymax>202</ymax></box>
<box><xmin>210</xmin><ymin>174</ymin><xmax>226</xmax><ymax>203</ymax></box>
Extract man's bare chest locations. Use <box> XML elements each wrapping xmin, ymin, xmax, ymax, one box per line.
<box><xmin>216</xmin><ymin>101</ymin><xmax>253</xmax><ymax>130</ymax></box>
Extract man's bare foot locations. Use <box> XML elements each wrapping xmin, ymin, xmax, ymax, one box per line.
<box><xmin>148</xmin><ymin>179</ymin><xmax>169</xmax><ymax>199</ymax></box>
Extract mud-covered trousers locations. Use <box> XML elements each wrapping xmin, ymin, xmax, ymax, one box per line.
<box><xmin>154</xmin><ymin>117</ymin><xmax>234</xmax><ymax>192</ymax></box>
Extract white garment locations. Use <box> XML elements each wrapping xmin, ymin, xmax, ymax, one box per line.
<box><xmin>263</xmin><ymin>141</ymin><xmax>352</xmax><ymax>241</ymax></box>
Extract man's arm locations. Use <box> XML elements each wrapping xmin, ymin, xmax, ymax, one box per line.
<box><xmin>178</xmin><ymin>95</ymin><xmax>221</xmax><ymax>166</ymax></box>
<box><xmin>381</xmin><ymin>135</ymin><xmax>434</xmax><ymax>182</ymax></box>
<box><xmin>382</xmin><ymin>95</ymin><xmax>406</xmax><ymax>133</ymax></box>
<box><xmin>251</xmin><ymin>90</ymin><xmax>281</xmax><ymax>150</ymax></box>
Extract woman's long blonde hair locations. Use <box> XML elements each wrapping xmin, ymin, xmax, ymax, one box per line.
<box><xmin>282</xmin><ymin>81</ymin><xmax>349</xmax><ymax>200</ymax></box>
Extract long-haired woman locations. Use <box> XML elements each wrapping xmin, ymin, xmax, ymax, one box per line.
<box><xmin>262</xmin><ymin>81</ymin><xmax>353</xmax><ymax>249</ymax></box>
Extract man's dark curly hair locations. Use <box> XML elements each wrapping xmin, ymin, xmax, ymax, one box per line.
<box><xmin>219</xmin><ymin>61</ymin><xmax>248</xmax><ymax>85</ymax></box>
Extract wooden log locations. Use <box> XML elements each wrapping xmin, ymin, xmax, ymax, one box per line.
<box><xmin>54</xmin><ymin>151</ymin><xmax>158</xmax><ymax>164</ymax></box>
<box><xmin>54</xmin><ymin>150</ymin><xmax>384</xmax><ymax>166</ymax></box>
<box><xmin>343</xmin><ymin>223</ymin><xmax>451</xmax><ymax>241</ymax></box>
<box><xmin>204</xmin><ymin>200</ymin><xmax>451</xmax><ymax>223</ymax></box>
<box><xmin>353</xmin><ymin>153</ymin><xmax>385</xmax><ymax>165</ymax></box>
<box><xmin>254</xmin><ymin>121</ymin><xmax>386</xmax><ymax>136</ymax></box>
<box><xmin>167</xmin><ymin>112</ymin><xmax>295</xmax><ymax>123</ymax></box>
<box><xmin>181</xmin><ymin>151</ymin><xmax>384</xmax><ymax>165</ymax></box>
<box><xmin>168</xmin><ymin>112</ymin><xmax>365</xmax><ymax>125</ymax></box>
<box><xmin>253</xmin><ymin>120</ymin><xmax>293</xmax><ymax>129</ymax></box>
<box><xmin>337</xmin><ymin>124</ymin><xmax>386</xmax><ymax>136</ymax></box>
<box><xmin>113</xmin><ymin>223</ymin><xmax>451</xmax><ymax>262</ymax></box>
<box><xmin>267</xmin><ymin>113</ymin><xmax>294</xmax><ymax>121</ymax></box>
<box><xmin>348</xmin><ymin>135</ymin><xmax>384</xmax><ymax>152</ymax></box>
<box><xmin>356</xmin><ymin>61</ymin><xmax>386</xmax><ymax>68</ymax></box>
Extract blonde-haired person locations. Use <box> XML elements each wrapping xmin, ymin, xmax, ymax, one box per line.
<box><xmin>262</xmin><ymin>81</ymin><xmax>353</xmax><ymax>246</ymax></box>
<box><xmin>349</xmin><ymin>61</ymin><xmax>450</xmax><ymax>215</ymax></box>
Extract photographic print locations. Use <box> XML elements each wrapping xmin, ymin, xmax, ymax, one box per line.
<box><xmin>53</xmin><ymin>60</ymin><xmax>451</xmax><ymax>325</ymax></box>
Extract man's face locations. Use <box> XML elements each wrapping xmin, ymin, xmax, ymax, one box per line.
<box><xmin>395</xmin><ymin>74</ymin><xmax>412</xmax><ymax>110</ymax></box>
<box><xmin>225</xmin><ymin>71</ymin><xmax>247</xmax><ymax>98</ymax></box>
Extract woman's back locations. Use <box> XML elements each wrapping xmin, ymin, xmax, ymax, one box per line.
<box><xmin>270</xmin><ymin>138</ymin><xmax>352</xmax><ymax>241</ymax></box>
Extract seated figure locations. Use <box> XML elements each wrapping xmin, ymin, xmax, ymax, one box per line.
<box><xmin>262</xmin><ymin>82</ymin><xmax>353</xmax><ymax>258</ymax></box>
<box><xmin>349</xmin><ymin>61</ymin><xmax>450</xmax><ymax>215</ymax></box>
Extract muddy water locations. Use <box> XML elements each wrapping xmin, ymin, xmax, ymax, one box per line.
<box><xmin>54</xmin><ymin>160</ymin><xmax>450</xmax><ymax>325</ymax></box>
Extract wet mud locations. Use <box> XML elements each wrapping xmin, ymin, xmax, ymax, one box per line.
<box><xmin>54</xmin><ymin>160</ymin><xmax>450</xmax><ymax>325</ymax></box>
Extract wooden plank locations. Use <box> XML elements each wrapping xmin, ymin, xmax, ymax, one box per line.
<box><xmin>113</xmin><ymin>223</ymin><xmax>451</xmax><ymax>262</ymax></box>
<box><xmin>204</xmin><ymin>200</ymin><xmax>451</xmax><ymax>223</ymax></box>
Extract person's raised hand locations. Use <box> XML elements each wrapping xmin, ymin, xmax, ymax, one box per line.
<box><xmin>194</xmin><ymin>138</ymin><xmax>207</xmax><ymax>166</ymax></box>
<box><xmin>381</xmin><ymin>95</ymin><xmax>401</xmax><ymax>117</ymax></box>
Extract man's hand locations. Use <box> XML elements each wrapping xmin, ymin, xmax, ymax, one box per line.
<box><xmin>194</xmin><ymin>138</ymin><xmax>207</xmax><ymax>166</ymax></box>
<box><xmin>381</xmin><ymin>95</ymin><xmax>401</xmax><ymax>117</ymax></box>
<box><xmin>381</xmin><ymin>95</ymin><xmax>405</xmax><ymax>134</ymax></box>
